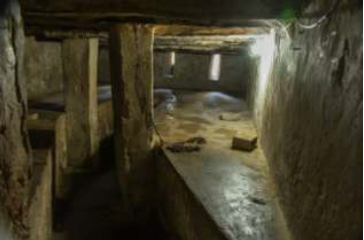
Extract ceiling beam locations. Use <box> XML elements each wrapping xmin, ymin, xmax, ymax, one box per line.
<box><xmin>20</xmin><ymin>0</ymin><xmax>305</xmax><ymax>31</ymax></box>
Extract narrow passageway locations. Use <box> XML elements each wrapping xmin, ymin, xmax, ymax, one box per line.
<box><xmin>0</xmin><ymin>1</ymin><xmax>360</xmax><ymax>239</ymax></box>
<box><xmin>154</xmin><ymin>89</ymin><xmax>290</xmax><ymax>240</ymax></box>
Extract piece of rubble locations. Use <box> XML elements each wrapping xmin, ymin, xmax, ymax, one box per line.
<box><xmin>166</xmin><ymin>136</ymin><xmax>206</xmax><ymax>153</ymax></box>
<box><xmin>166</xmin><ymin>142</ymin><xmax>200</xmax><ymax>153</ymax></box>
<box><xmin>185</xmin><ymin>136</ymin><xmax>207</xmax><ymax>144</ymax></box>
<box><xmin>232</xmin><ymin>133</ymin><xmax>257</xmax><ymax>151</ymax></box>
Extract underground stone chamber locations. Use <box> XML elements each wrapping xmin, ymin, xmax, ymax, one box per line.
<box><xmin>0</xmin><ymin>0</ymin><xmax>362</xmax><ymax>239</ymax></box>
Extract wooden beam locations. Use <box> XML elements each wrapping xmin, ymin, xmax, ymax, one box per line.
<box><xmin>154</xmin><ymin>35</ymin><xmax>253</xmax><ymax>54</ymax></box>
<box><xmin>154</xmin><ymin>25</ymin><xmax>268</xmax><ymax>35</ymax></box>
<box><xmin>109</xmin><ymin>24</ymin><xmax>155</xmax><ymax>222</ymax></box>
<box><xmin>62</xmin><ymin>38</ymin><xmax>100</xmax><ymax>168</ymax></box>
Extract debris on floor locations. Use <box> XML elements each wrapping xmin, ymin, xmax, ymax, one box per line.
<box><xmin>185</xmin><ymin>136</ymin><xmax>207</xmax><ymax>144</ymax></box>
<box><xmin>232</xmin><ymin>133</ymin><xmax>257</xmax><ymax>151</ymax></box>
<box><xmin>219</xmin><ymin>112</ymin><xmax>242</xmax><ymax>121</ymax></box>
<box><xmin>166</xmin><ymin>136</ymin><xmax>206</xmax><ymax>153</ymax></box>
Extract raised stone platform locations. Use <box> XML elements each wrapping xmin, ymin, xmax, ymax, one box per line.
<box><xmin>155</xmin><ymin>90</ymin><xmax>290</xmax><ymax>240</ymax></box>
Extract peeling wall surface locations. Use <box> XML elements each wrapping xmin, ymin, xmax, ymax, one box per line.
<box><xmin>0</xmin><ymin>0</ymin><xmax>30</xmax><ymax>238</ymax></box>
<box><xmin>256</xmin><ymin>2</ymin><xmax>363</xmax><ymax>240</ymax></box>
<box><xmin>154</xmin><ymin>51</ymin><xmax>255</xmax><ymax>97</ymax></box>
<box><xmin>24</xmin><ymin>37</ymin><xmax>63</xmax><ymax>100</ymax></box>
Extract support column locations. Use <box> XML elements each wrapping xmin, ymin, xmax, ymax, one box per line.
<box><xmin>109</xmin><ymin>24</ymin><xmax>154</xmax><ymax>222</ymax></box>
<box><xmin>62</xmin><ymin>38</ymin><xmax>99</xmax><ymax>168</ymax></box>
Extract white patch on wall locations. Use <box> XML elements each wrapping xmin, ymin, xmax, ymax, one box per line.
<box><xmin>209</xmin><ymin>53</ymin><xmax>221</xmax><ymax>81</ymax></box>
<box><xmin>249</xmin><ymin>29</ymin><xmax>276</xmax><ymax>127</ymax></box>
<box><xmin>165</xmin><ymin>51</ymin><xmax>175</xmax><ymax>78</ymax></box>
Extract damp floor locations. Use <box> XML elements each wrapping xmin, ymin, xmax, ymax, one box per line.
<box><xmin>154</xmin><ymin>89</ymin><xmax>290</xmax><ymax>240</ymax></box>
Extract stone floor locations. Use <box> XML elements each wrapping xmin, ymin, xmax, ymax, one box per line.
<box><xmin>154</xmin><ymin>89</ymin><xmax>290</xmax><ymax>240</ymax></box>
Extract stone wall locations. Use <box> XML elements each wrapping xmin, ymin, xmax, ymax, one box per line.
<box><xmin>255</xmin><ymin>1</ymin><xmax>362</xmax><ymax>240</ymax></box>
<box><xmin>97</xmin><ymin>48</ymin><xmax>256</xmax><ymax>97</ymax></box>
<box><xmin>24</xmin><ymin>37</ymin><xmax>63</xmax><ymax>100</ymax></box>
<box><xmin>154</xmin><ymin>51</ymin><xmax>255</xmax><ymax>97</ymax></box>
<box><xmin>0</xmin><ymin>0</ymin><xmax>31</xmax><ymax>238</ymax></box>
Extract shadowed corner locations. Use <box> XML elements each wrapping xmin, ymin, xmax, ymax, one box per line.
<box><xmin>0</xmin><ymin>0</ymin><xmax>11</xmax><ymax>16</ymax></box>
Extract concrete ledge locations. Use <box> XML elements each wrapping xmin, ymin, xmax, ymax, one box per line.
<box><xmin>157</xmin><ymin>148</ymin><xmax>225</xmax><ymax>240</ymax></box>
<box><xmin>157</xmin><ymin>146</ymin><xmax>289</xmax><ymax>240</ymax></box>
<box><xmin>29</xmin><ymin>149</ymin><xmax>52</xmax><ymax>240</ymax></box>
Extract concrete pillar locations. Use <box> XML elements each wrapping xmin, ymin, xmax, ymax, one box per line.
<box><xmin>109</xmin><ymin>24</ymin><xmax>155</xmax><ymax>222</ymax></box>
<box><xmin>62</xmin><ymin>38</ymin><xmax>99</xmax><ymax>168</ymax></box>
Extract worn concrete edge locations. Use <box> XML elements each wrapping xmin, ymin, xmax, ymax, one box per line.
<box><xmin>160</xmin><ymin>147</ymin><xmax>235</xmax><ymax>240</ymax></box>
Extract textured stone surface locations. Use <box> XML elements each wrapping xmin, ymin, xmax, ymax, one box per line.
<box><xmin>29</xmin><ymin>149</ymin><xmax>52</xmax><ymax>240</ymax></box>
<box><xmin>154</xmin><ymin>51</ymin><xmax>256</xmax><ymax>96</ymax></box>
<box><xmin>24</xmin><ymin>37</ymin><xmax>63</xmax><ymax>100</ymax></box>
<box><xmin>109</xmin><ymin>24</ymin><xmax>155</xmax><ymax>222</ymax></box>
<box><xmin>63</xmin><ymin>38</ymin><xmax>100</xmax><ymax>168</ymax></box>
<box><xmin>254</xmin><ymin>2</ymin><xmax>362</xmax><ymax>240</ymax></box>
<box><xmin>0</xmin><ymin>0</ymin><xmax>31</xmax><ymax>238</ymax></box>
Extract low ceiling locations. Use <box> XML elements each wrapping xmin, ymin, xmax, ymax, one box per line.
<box><xmin>28</xmin><ymin>24</ymin><xmax>266</xmax><ymax>54</ymax></box>
<box><xmin>20</xmin><ymin>0</ymin><xmax>307</xmax><ymax>33</ymax></box>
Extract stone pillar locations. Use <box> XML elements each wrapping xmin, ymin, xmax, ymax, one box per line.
<box><xmin>109</xmin><ymin>24</ymin><xmax>155</xmax><ymax>222</ymax></box>
<box><xmin>62</xmin><ymin>38</ymin><xmax>99</xmax><ymax>168</ymax></box>
<box><xmin>0</xmin><ymin>0</ymin><xmax>31</xmax><ymax>238</ymax></box>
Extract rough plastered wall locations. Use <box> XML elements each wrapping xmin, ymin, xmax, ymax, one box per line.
<box><xmin>256</xmin><ymin>1</ymin><xmax>362</xmax><ymax>240</ymax></box>
<box><xmin>0</xmin><ymin>0</ymin><xmax>31</xmax><ymax>239</ymax></box>
<box><xmin>154</xmin><ymin>51</ymin><xmax>255</xmax><ymax>97</ymax></box>
<box><xmin>24</xmin><ymin>37</ymin><xmax>63</xmax><ymax>100</ymax></box>
<box><xmin>97</xmin><ymin>49</ymin><xmax>256</xmax><ymax>97</ymax></box>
